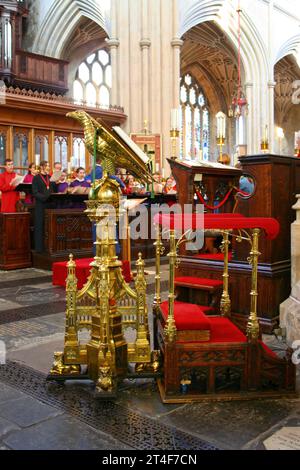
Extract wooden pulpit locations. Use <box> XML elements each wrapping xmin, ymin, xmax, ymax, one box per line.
<box><xmin>173</xmin><ymin>154</ymin><xmax>300</xmax><ymax>332</ymax></box>
<box><xmin>168</xmin><ymin>158</ymin><xmax>241</xmax><ymax>213</ymax></box>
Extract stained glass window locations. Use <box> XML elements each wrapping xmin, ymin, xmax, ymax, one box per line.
<box><xmin>13</xmin><ymin>131</ymin><xmax>29</xmax><ymax>170</ymax></box>
<box><xmin>180</xmin><ymin>74</ymin><xmax>210</xmax><ymax>161</ymax></box>
<box><xmin>0</xmin><ymin>132</ymin><xmax>6</xmax><ymax>166</ymax></box>
<box><xmin>54</xmin><ymin>136</ymin><xmax>68</xmax><ymax>169</ymax></box>
<box><xmin>73</xmin><ymin>49</ymin><xmax>111</xmax><ymax>107</ymax></box>
<box><xmin>35</xmin><ymin>135</ymin><xmax>49</xmax><ymax>165</ymax></box>
<box><xmin>73</xmin><ymin>137</ymin><xmax>86</xmax><ymax>168</ymax></box>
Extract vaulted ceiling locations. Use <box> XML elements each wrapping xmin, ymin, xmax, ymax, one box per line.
<box><xmin>62</xmin><ymin>17</ymin><xmax>107</xmax><ymax>61</ymax></box>
<box><xmin>181</xmin><ymin>21</ymin><xmax>239</xmax><ymax>112</ymax></box>
<box><xmin>274</xmin><ymin>54</ymin><xmax>300</xmax><ymax>124</ymax></box>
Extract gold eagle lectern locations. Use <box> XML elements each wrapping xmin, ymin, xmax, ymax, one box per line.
<box><xmin>48</xmin><ymin>112</ymin><xmax>158</xmax><ymax>397</ymax></box>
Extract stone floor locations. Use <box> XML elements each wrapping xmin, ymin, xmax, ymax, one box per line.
<box><xmin>0</xmin><ymin>266</ymin><xmax>299</xmax><ymax>450</ymax></box>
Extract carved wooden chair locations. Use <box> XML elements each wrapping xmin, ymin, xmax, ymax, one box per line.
<box><xmin>153</xmin><ymin>213</ymin><xmax>296</xmax><ymax>402</ymax></box>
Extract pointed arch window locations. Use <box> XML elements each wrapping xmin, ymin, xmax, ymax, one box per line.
<box><xmin>180</xmin><ymin>74</ymin><xmax>210</xmax><ymax>161</ymax></box>
<box><xmin>73</xmin><ymin>49</ymin><xmax>112</xmax><ymax>108</ymax></box>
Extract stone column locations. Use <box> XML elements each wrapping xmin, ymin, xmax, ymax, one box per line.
<box><xmin>169</xmin><ymin>38</ymin><xmax>183</xmax><ymax>162</ymax></box>
<box><xmin>140</xmin><ymin>39</ymin><xmax>151</xmax><ymax>128</ymax></box>
<box><xmin>280</xmin><ymin>195</ymin><xmax>300</xmax><ymax>346</ymax></box>
<box><xmin>171</xmin><ymin>38</ymin><xmax>183</xmax><ymax>108</ymax></box>
<box><xmin>245</xmin><ymin>82</ymin><xmax>254</xmax><ymax>155</ymax></box>
<box><xmin>268</xmin><ymin>81</ymin><xmax>276</xmax><ymax>154</ymax></box>
<box><xmin>106</xmin><ymin>38</ymin><xmax>120</xmax><ymax>106</ymax></box>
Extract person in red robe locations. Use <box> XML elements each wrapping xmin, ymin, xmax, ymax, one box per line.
<box><xmin>0</xmin><ymin>159</ymin><xmax>20</xmax><ymax>213</ymax></box>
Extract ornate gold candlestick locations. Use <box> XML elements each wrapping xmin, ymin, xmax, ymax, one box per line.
<box><xmin>261</xmin><ymin>140</ymin><xmax>269</xmax><ymax>153</ymax></box>
<box><xmin>217</xmin><ymin>136</ymin><xmax>226</xmax><ymax>164</ymax></box>
<box><xmin>220</xmin><ymin>230</ymin><xmax>231</xmax><ymax>317</ymax></box>
<box><xmin>170</xmin><ymin>129</ymin><xmax>180</xmax><ymax>160</ymax></box>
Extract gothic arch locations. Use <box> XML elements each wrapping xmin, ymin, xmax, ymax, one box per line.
<box><xmin>275</xmin><ymin>35</ymin><xmax>300</xmax><ymax>65</ymax></box>
<box><xmin>178</xmin><ymin>0</ymin><xmax>269</xmax><ymax>85</ymax></box>
<box><xmin>32</xmin><ymin>0</ymin><xmax>110</xmax><ymax>59</ymax></box>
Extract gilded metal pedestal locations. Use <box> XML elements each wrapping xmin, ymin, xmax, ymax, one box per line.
<box><xmin>49</xmin><ymin>111</ymin><xmax>157</xmax><ymax>397</ymax></box>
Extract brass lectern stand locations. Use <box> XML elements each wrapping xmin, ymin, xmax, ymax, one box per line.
<box><xmin>47</xmin><ymin>112</ymin><xmax>158</xmax><ymax>397</ymax></box>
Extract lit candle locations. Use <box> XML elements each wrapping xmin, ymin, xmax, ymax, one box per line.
<box><xmin>162</xmin><ymin>168</ymin><xmax>165</xmax><ymax>179</ymax></box>
<box><xmin>35</xmin><ymin>154</ymin><xmax>40</xmax><ymax>166</ymax></box>
<box><xmin>67</xmin><ymin>162</ymin><xmax>72</xmax><ymax>174</ymax></box>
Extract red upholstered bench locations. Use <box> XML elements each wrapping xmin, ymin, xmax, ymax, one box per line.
<box><xmin>209</xmin><ymin>317</ymin><xmax>246</xmax><ymax>343</ymax></box>
<box><xmin>53</xmin><ymin>258</ymin><xmax>132</xmax><ymax>289</ymax></box>
<box><xmin>160</xmin><ymin>300</ymin><xmax>212</xmax><ymax>342</ymax></box>
<box><xmin>174</xmin><ymin>276</ymin><xmax>223</xmax><ymax>314</ymax></box>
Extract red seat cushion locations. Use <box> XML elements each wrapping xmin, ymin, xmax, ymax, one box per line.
<box><xmin>193</xmin><ymin>252</ymin><xmax>233</xmax><ymax>261</ymax></box>
<box><xmin>160</xmin><ymin>300</ymin><xmax>212</xmax><ymax>331</ymax></box>
<box><xmin>175</xmin><ymin>277</ymin><xmax>223</xmax><ymax>288</ymax></box>
<box><xmin>209</xmin><ymin>317</ymin><xmax>246</xmax><ymax>343</ymax></box>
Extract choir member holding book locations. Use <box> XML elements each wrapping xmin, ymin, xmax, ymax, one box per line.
<box><xmin>69</xmin><ymin>167</ymin><xmax>90</xmax><ymax>193</ymax></box>
<box><xmin>0</xmin><ymin>159</ymin><xmax>21</xmax><ymax>213</ymax></box>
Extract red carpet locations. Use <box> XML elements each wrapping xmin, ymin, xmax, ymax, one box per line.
<box><xmin>52</xmin><ymin>258</ymin><xmax>132</xmax><ymax>289</ymax></box>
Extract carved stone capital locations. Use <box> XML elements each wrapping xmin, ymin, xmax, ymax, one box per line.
<box><xmin>171</xmin><ymin>38</ymin><xmax>184</xmax><ymax>49</ymax></box>
<box><xmin>140</xmin><ymin>38</ymin><xmax>151</xmax><ymax>49</ymax></box>
<box><xmin>105</xmin><ymin>38</ymin><xmax>120</xmax><ymax>49</ymax></box>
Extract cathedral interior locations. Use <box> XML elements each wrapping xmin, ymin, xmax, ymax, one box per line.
<box><xmin>0</xmin><ymin>0</ymin><xmax>300</xmax><ymax>453</ymax></box>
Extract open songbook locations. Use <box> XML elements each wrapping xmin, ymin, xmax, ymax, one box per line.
<box><xmin>10</xmin><ymin>175</ymin><xmax>25</xmax><ymax>187</ymax></box>
<box><xmin>112</xmin><ymin>126</ymin><xmax>149</xmax><ymax>165</ymax></box>
<box><xmin>68</xmin><ymin>186</ymin><xmax>90</xmax><ymax>195</ymax></box>
<box><xmin>50</xmin><ymin>171</ymin><xmax>63</xmax><ymax>183</ymax></box>
<box><xmin>180</xmin><ymin>158</ymin><xmax>238</xmax><ymax>171</ymax></box>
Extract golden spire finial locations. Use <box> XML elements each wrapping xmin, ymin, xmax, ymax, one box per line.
<box><xmin>67</xmin><ymin>254</ymin><xmax>75</xmax><ymax>268</ymax></box>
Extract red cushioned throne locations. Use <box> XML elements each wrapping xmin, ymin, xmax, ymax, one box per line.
<box><xmin>153</xmin><ymin>213</ymin><xmax>296</xmax><ymax>402</ymax></box>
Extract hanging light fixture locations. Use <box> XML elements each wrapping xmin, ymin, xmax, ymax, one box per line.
<box><xmin>228</xmin><ymin>1</ymin><xmax>248</xmax><ymax>118</ymax></box>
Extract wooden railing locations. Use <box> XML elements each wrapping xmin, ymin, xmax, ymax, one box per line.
<box><xmin>14</xmin><ymin>50</ymin><xmax>69</xmax><ymax>95</ymax></box>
